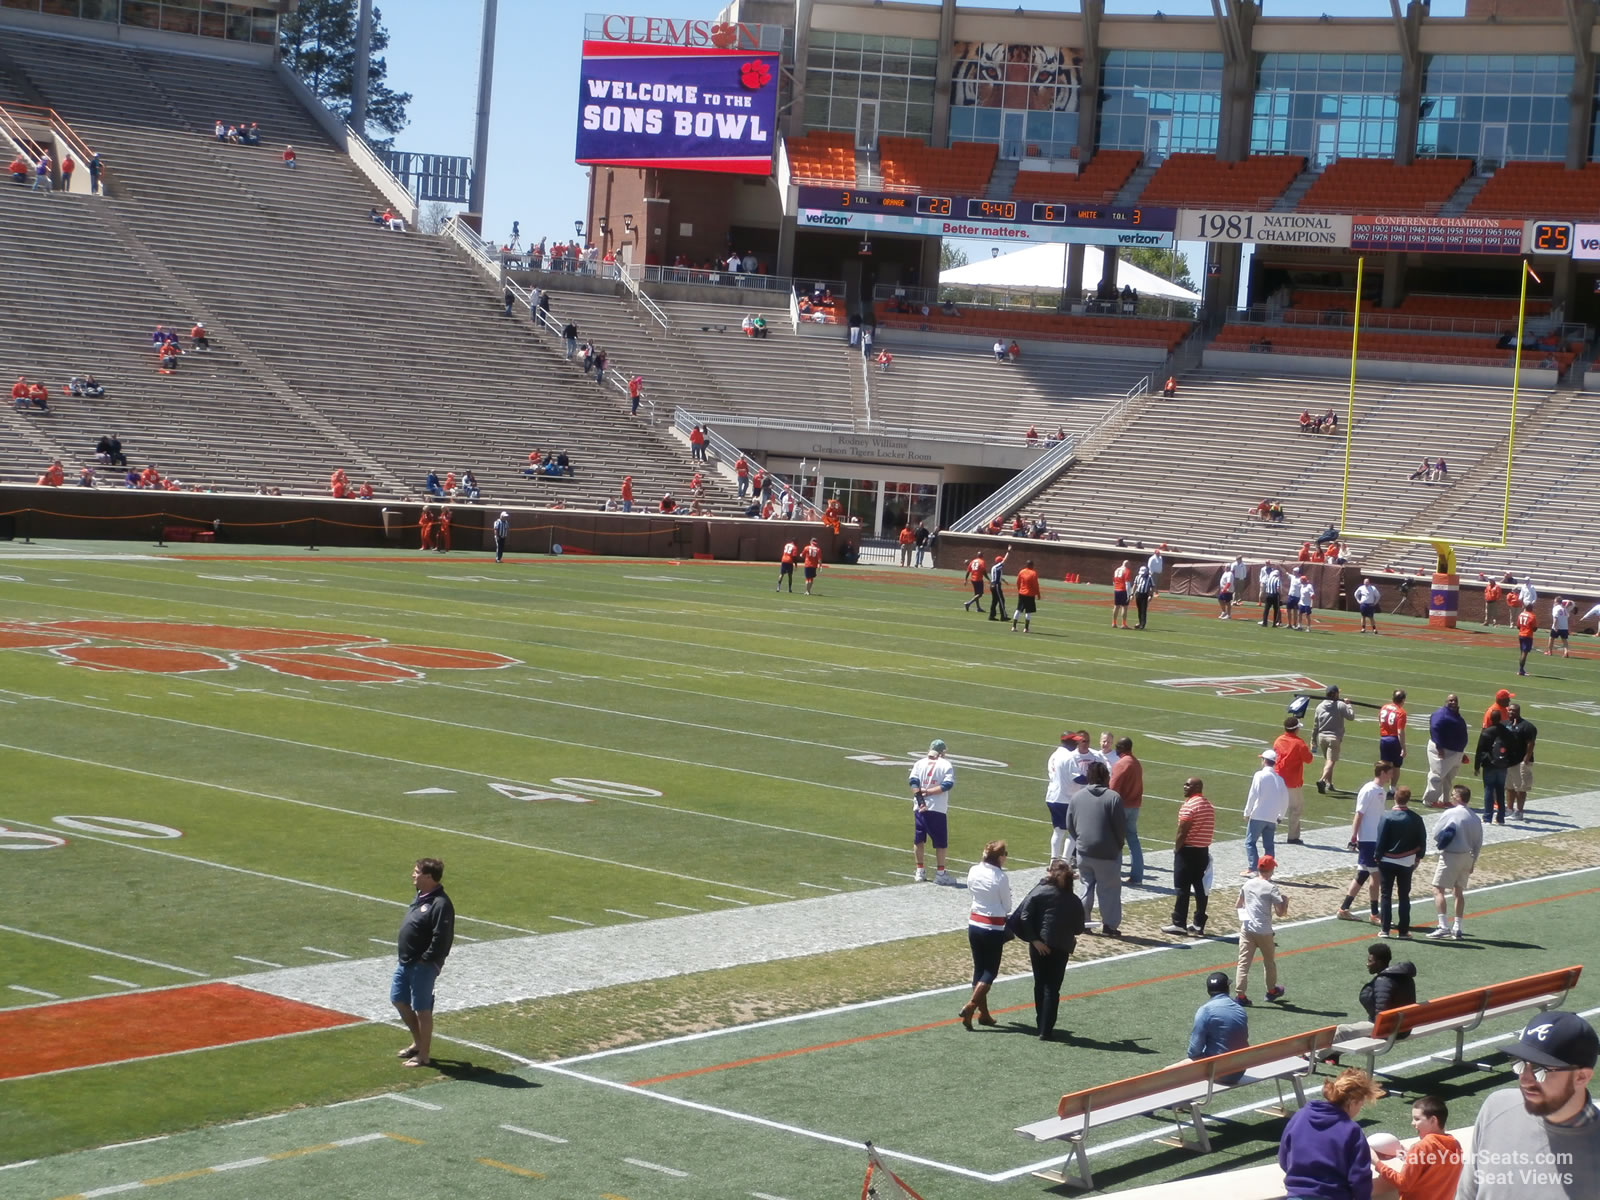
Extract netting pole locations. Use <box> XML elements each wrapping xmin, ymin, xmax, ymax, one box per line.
<box><xmin>1503</xmin><ymin>259</ymin><xmax>1531</xmax><ymax>546</ymax></box>
<box><xmin>1339</xmin><ymin>255</ymin><xmax>1364</xmax><ymax>533</ymax></box>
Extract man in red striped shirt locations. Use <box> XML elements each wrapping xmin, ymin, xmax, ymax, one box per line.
<box><xmin>1164</xmin><ymin>778</ymin><xmax>1215</xmax><ymax>936</ymax></box>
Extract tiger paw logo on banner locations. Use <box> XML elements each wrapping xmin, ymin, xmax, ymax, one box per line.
<box><xmin>740</xmin><ymin>59</ymin><xmax>771</xmax><ymax>89</ymax></box>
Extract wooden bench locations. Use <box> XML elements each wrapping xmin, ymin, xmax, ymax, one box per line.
<box><xmin>1015</xmin><ymin>1026</ymin><xmax>1336</xmax><ymax>1190</ymax></box>
<box><xmin>1331</xmin><ymin>965</ymin><xmax>1581</xmax><ymax>1075</ymax></box>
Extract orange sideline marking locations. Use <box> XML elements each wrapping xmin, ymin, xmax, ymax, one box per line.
<box><xmin>0</xmin><ymin>982</ymin><xmax>361</xmax><ymax>1080</ymax></box>
<box><xmin>628</xmin><ymin>885</ymin><xmax>1600</xmax><ymax>1087</ymax></box>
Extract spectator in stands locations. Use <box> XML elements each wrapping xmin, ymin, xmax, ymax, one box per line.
<box><xmin>993</xmin><ymin>338</ymin><xmax>1007</xmax><ymax>362</ymax></box>
<box><xmin>1316</xmin><ymin>523</ymin><xmax>1340</xmax><ymax>548</ymax></box>
<box><xmin>1007</xmin><ymin>341</ymin><xmax>1021</xmax><ymax>363</ymax></box>
<box><xmin>1054</xmin><ymin>426</ymin><xmax>1067</xmax><ymax>441</ymax></box>
<box><xmin>215</xmin><ymin>120</ymin><xmax>227</xmax><ymax>141</ymax></box>
<box><xmin>381</xmin><ymin>208</ymin><xmax>406</xmax><ymax>232</ymax></box>
<box><xmin>96</xmin><ymin>434</ymin><xmax>126</xmax><ymax>466</ymax></box>
<box><xmin>503</xmin><ymin>287</ymin><xmax>514</xmax><ymax>317</ymax></box>
<box><xmin>32</xmin><ymin>152</ymin><xmax>51</xmax><ymax>194</ymax></box>
<box><xmin>79</xmin><ymin>465</ymin><xmax>95</xmax><ymax>487</ymax></box>
<box><xmin>1279</xmin><ymin>1069</ymin><xmax>1385</xmax><ymax>1200</ymax></box>
<box><xmin>1300</xmin><ymin>409</ymin><xmax>1313</xmax><ymax>433</ymax></box>
<box><xmin>875</xmin><ymin>349</ymin><xmax>892</xmax><ymax>371</ymax></box>
<box><xmin>70</xmin><ymin>374</ymin><xmax>106</xmax><ymax>398</ymax></box>
<box><xmin>11</xmin><ymin>376</ymin><xmax>28</xmax><ymax>408</ymax></box>
<box><xmin>60</xmin><ymin>154</ymin><xmax>74</xmax><ymax>190</ymax></box>
<box><xmin>243</xmin><ymin>123</ymin><xmax>261</xmax><ymax>146</ymax></box>
<box><xmin>36</xmin><ymin>459</ymin><xmax>65</xmax><ymax>487</ymax></box>
<box><xmin>282</xmin><ymin>145</ymin><xmax>296</xmax><ymax>168</ymax></box>
<box><xmin>190</xmin><ymin>322</ymin><xmax>209</xmax><ymax>351</ymax></box>
<box><xmin>562</xmin><ymin>321</ymin><xmax>578</xmax><ymax>360</ymax></box>
<box><xmin>1270</xmin><ymin>501</ymin><xmax>1285</xmax><ymax>523</ymax></box>
<box><xmin>330</xmin><ymin>468</ymin><xmax>351</xmax><ymax>499</ymax></box>
<box><xmin>225</xmin><ymin>125</ymin><xmax>241</xmax><ymax>144</ymax></box>
<box><xmin>87</xmin><ymin>152</ymin><xmax>102</xmax><ymax>194</ymax></box>
<box><xmin>1162</xmin><ymin>376</ymin><xmax>1178</xmax><ymax>398</ymax></box>
<box><xmin>1299</xmin><ymin>542</ymin><xmax>1313</xmax><ymax>563</ymax></box>
<box><xmin>459</xmin><ymin>470</ymin><xmax>480</xmax><ymax>501</ymax></box>
<box><xmin>734</xmin><ymin>456</ymin><xmax>749</xmax><ymax>497</ymax></box>
<box><xmin>424</xmin><ymin>471</ymin><xmax>444</xmax><ymax>498</ymax></box>
<box><xmin>1025</xmin><ymin>425</ymin><xmax>1039</xmax><ymax>446</ymax></box>
<box><xmin>659</xmin><ymin>492</ymin><xmax>676</xmax><ymax>513</ymax></box>
<box><xmin>1324</xmin><ymin>409</ymin><xmax>1339</xmax><ymax>435</ymax></box>
<box><xmin>8</xmin><ymin>155</ymin><xmax>26</xmax><ymax>184</ymax></box>
<box><xmin>1409</xmin><ymin>458</ymin><xmax>1433</xmax><ymax>481</ymax></box>
<box><xmin>552</xmin><ymin>453</ymin><xmax>570</xmax><ymax>478</ymax></box>
<box><xmin>158</xmin><ymin>342</ymin><xmax>180</xmax><ymax>372</ymax></box>
<box><xmin>591</xmin><ymin>347</ymin><xmax>607</xmax><ymax>386</ymax></box>
<box><xmin>688</xmin><ymin>424</ymin><xmax>707</xmax><ymax>461</ymax></box>
<box><xmin>124</xmin><ymin>468</ymin><xmax>140</xmax><ymax>487</ymax></box>
<box><xmin>139</xmin><ymin>464</ymin><xmax>162</xmax><ymax>488</ymax></box>
<box><xmin>577</xmin><ymin>342</ymin><xmax>594</xmax><ymax>373</ymax></box>
<box><xmin>25</xmin><ymin>380</ymin><xmax>50</xmax><ymax>410</ymax></box>
<box><xmin>1433</xmin><ymin>457</ymin><xmax>1448</xmax><ymax>480</ymax></box>
<box><xmin>620</xmin><ymin>475</ymin><xmax>634</xmax><ymax>513</ymax></box>
<box><xmin>358</xmin><ymin>481</ymin><xmax>374</xmax><ymax>499</ymax></box>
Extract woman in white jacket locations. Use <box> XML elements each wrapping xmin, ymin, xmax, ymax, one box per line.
<box><xmin>959</xmin><ymin>840</ymin><xmax>1013</xmax><ymax>1030</ymax></box>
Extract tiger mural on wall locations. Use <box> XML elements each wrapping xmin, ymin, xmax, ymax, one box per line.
<box><xmin>951</xmin><ymin>43</ymin><xmax>1082</xmax><ymax>112</ymax></box>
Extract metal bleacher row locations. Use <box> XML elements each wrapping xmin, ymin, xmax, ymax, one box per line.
<box><xmin>0</xmin><ymin>29</ymin><xmax>737</xmax><ymax>512</ymax></box>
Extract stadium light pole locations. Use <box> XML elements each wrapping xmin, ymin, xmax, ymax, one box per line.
<box><xmin>467</xmin><ymin>0</ymin><xmax>499</xmax><ymax>219</ymax></box>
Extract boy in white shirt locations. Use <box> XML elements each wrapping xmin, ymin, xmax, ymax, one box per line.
<box><xmin>1236</xmin><ymin>855</ymin><xmax>1289</xmax><ymax>1004</ymax></box>
<box><xmin>1286</xmin><ymin>572</ymin><xmax>1304</xmax><ymax>630</ymax></box>
<box><xmin>1298</xmin><ymin>575</ymin><xmax>1317</xmax><ymax>632</ymax></box>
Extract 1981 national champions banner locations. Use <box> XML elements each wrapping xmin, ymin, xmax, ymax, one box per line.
<box><xmin>576</xmin><ymin>40</ymin><xmax>781</xmax><ymax>175</ymax></box>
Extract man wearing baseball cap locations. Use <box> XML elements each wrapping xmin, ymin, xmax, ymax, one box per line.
<box><xmin>1459</xmin><ymin>1011</ymin><xmax>1600</xmax><ymax>1198</ymax></box>
<box><xmin>1182</xmin><ymin>971</ymin><xmax>1249</xmax><ymax>1084</ymax></box>
<box><xmin>1274</xmin><ymin>717</ymin><xmax>1315</xmax><ymax>843</ymax></box>
<box><xmin>1482</xmin><ymin>688</ymin><xmax>1514</xmax><ymax>730</ymax></box>
<box><xmin>908</xmin><ymin>739</ymin><xmax>956</xmax><ymax>884</ymax></box>
<box><xmin>1242</xmin><ymin>747</ymin><xmax>1288</xmax><ymax>875</ymax></box>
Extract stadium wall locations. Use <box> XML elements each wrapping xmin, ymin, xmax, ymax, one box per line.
<box><xmin>1203</xmin><ymin>352</ymin><xmax>1561</xmax><ymax>390</ymax></box>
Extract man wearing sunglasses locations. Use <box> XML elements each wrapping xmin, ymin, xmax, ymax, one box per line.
<box><xmin>1458</xmin><ymin>1010</ymin><xmax>1600</xmax><ymax>1198</ymax></box>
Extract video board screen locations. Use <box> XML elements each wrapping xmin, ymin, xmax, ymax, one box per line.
<box><xmin>575</xmin><ymin>40</ymin><xmax>781</xmax><ymax>175</ymax></box>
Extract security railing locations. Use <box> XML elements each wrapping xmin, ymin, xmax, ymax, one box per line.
<box><xmin>674</xmin><ymin>408</ymin><xmax>823</xmax><ymax>518</ymax></box>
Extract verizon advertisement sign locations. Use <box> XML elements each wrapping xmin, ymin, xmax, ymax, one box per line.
<box><xmin>1179</xmin><ymin>209</ymin><xmax>1352</xmax><ymax>247</ymax></box>
<box><xmin>1574</xmin><ymin>224</ymin><xmax>1600</xmax><ymax>261</ymax></box>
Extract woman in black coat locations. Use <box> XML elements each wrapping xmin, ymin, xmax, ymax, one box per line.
<box><xmin>1011</xmin><ymin>860</ymin><xmax>1085</xmax><ymax>1040</ymax></box>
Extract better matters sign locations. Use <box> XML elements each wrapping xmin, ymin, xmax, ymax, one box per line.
<box><xmin>575</xmin><ymin>40</ymin><xmax>781</xmax><ymax>175</ymax></box>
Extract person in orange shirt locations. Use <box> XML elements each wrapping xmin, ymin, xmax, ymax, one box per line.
<box><xmin>139</xmin><ymin>464</ymin><xmax>161</xmax><ymax>488</ymax></box>
<box><xmin>11</xmin><ymin>376</ymin><xmax>28</xmax><ymax>408</ymax></box>
<box><xmin>1515</xmin><ymin>606</ymin><xmax>1537</xmax><ymax>676</ymax></box>
<box><xmin>418</xmin><ymin>506</ymin><xmax>435</xmax><ymax>551</ymax></box>
<box><xmin>1298</xmin><ymin>541</ymin><xmax>1312</xmax><ymax>563</ymax></box>
<box><xmin>962</xmin><ymin>555</ymin><xmax>987</xmax><ymax>613</ymax></box>
<box><xmin>619</xmin><ymin>475</ymin><xmax>633</xmax><ymax>513</ymax></box>
<box><xmin>1378</xmin><ymin>690</ymin><xmax>1408</xmax><ymax>777</ymax></box>
<box><xmin>897</xmin><ymin>523</ymin><xmax>914</xmax><ymax>567</ymax></box>
<box><xmin>1370</xmin><ymin>1094</ymin><xmax>1463</xmax><ymax>1200</ymax></box>
<box><xmin>190</xmin><ymin>322</ymin><xmax>209</xmax><ymax>351</ymax></box>
<box><xmin>1481</xmin><ymin>579</ymin><xmax>1501</xmax><ymax>625</ymax></box>
<box><xmin>329</xmin><ymin>469</ymin><xmax>348</xmax><ymax>499</ymax></box>
<box><xmin>1273</xmin><ymin>716</ymin><xmax>1316</xmax><ymax>843</ymax></box>
<box><xmin>801</xmin><ymin>538</ymin><xmax>822</xmax><ymax>595</ymax></box>
<box><xmin>358</xmin><ymin>481</ymin><xmax>374</xmax><ymax>500</ymax></box>
<box><xmin>776</xmin><ymin>539</ymin><xmax>798</xmax><ymax>592</ymax></box>
<box><xmin>1482</xmin><ymin>687</ymin><xmax>1513</xmax><ymax>729</ymax></box>
<box><xmin>1011</xmin><ymin>559</ymin><xmax>1040</xmax><ymax>632</ymax></box>
<box><xmin>1111</xmin><ymin>560</ymin><xmax>1132</xmax><ymax>629</ymax></box>
<box><xmin>436</xmin><ymin>507</ymin><xmax>452</xmax><ymax>553</ymax></box>
<box><xmin>36</xmin><ymin>459</ymin><xmax>64</xmax><ymax>487</ymax></box>
<box><xmin>26</xmin><ymin>381</ymin><xmax>50</xmax><ymax>410</ymax></box>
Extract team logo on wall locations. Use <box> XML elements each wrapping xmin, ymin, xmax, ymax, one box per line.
<box><xmin>1148</xmin><ymin>673</ymin><xmax>1326</xmax><ymax>698</ymax></box>
<box><xmin>950</xmin><ymin>43</ymin><xmax>1081</xmax><ymax>112</ymax></box>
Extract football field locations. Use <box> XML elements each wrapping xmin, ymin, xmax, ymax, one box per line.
<box><xmin>2</xmin><ymin>542</ymin><xmax>1598</xmax><ymax>1196</ymax></box>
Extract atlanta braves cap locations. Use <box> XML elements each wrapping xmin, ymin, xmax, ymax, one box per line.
<box><xmin>1503</xmin><ymin>1011</ymin><xmax>1599</xmax><ymax>1070</ymax></box>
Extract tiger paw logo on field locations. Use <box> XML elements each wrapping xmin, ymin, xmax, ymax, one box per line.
<box><xmin>739</xmin><ymin>59</ymin><xmax>771</xmax><ymax>90</ymax></box>
<box><xmin>0</xmin><ymin>621</ymin><xmax>517</xmax><ymax>683</ymax></box>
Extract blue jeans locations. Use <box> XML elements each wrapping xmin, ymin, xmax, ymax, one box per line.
<box><xmin>1482</xmin><ymin>767</ymin><xmax>1507</xmax><ymax>822</ymax></box>
<box><xmin>1246</xmin><ymin>818</ymin><xmax>1276</xmax><ymax>872</ymax></box>
<box><xmin>1124</xmin><ymin>805</ymin><xmax>1144</xmax><ymax>881</ymax></box>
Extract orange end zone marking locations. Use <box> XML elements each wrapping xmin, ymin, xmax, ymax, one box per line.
<box><xmin>629</xmin><ymin>884</ymin><xmax>1599</xmax><ymax>1088</ymax></box>
<box><xmin>0</xmin><ymin>982</ymin><xmax>362</xmax><ymax>1081</ymax></box>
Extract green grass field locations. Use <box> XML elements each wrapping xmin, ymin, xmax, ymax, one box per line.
<box><xmin>3</xmin><ymin>542</ymin><xmax>1598</xmax><ymax>1196</ymax></box>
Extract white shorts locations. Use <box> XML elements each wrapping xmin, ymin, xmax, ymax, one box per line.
<box><xmin>1508</xmin><ymin>761</ymin><xmax>1534</xmax><ymax>792</ymax></box>
<box><xmin>1433</xmin><ymin>855</ymin><xmax>1474</xmax><ymax>890</ymax></box>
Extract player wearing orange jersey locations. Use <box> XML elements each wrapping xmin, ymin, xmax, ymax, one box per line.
<box><xmin>1011</xmin><ymin>560</ymin><xmax>1040</xmax><ymax>633</ymax></box>
<box><xmin>776</xmin><ymin>539</ymin><xmax>797</xmax><ymax>592</ymax></box>
<box><xmin>1111</xmin><ymin>560</ymin><xmax>1132</xmax><ymax>629</ymax></box>
<box><xmin>801</xmin><ymin>538</ymin><xmax>822</xmax><ymax>594</ymax></box>
<box><xmin>1378</xmin><ymin>690</ymin><xmax>1408</xmax><ymax>777</ymax></box>
<box><xmin>1515</xmin><ymin>607</ymin><xmax>1537</xmax><ymax>676</ymax></box>
<box><xmin>962</xmin><ymin>555</ymin><xmax>987</xmax><ymax>613</ymax></box>
<box><xmin>418</xmin><ymin>507</ymin><xmax>435</xmax><ymax>551</ymax></box>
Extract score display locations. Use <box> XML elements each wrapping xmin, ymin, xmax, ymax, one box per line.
<box><xmin>1530</xmin><ymin>222</ymin><xmax>1572</xmax><ymax>255</ymax></box>
<box><xmin>914</xmin><ymin>195</ymin><xmax>951</xmax><ymax>216</ymax></box>
<box><xmin>967</xmin><ymin>198</ymin><xmax>1017</xmax><ymax>220</ymax></box>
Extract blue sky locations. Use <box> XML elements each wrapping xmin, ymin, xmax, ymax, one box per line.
<box><xmin>375</xmin><ymin>0</ymin><xmax>1468</xmax><ymax>256</ymax></box>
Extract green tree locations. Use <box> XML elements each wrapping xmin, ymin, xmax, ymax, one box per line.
<box><xmin>1119</xmin><ymin>247</ymin><xmax>1196</xmax><ymax>293</ymax></box>
<box><xmin>280</xmin><ymin>0</ymin><xmax>411</xmax><ymax>143</ymax></box>
<box><xmin>939</xmin><ymin>241</ymin><xmax>969</xmax><ymax>271</ymax></box>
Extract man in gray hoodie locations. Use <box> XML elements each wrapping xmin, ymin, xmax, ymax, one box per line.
<box><xmin>1067</xmin><ymin>760</ymin><xmax>1127</xmax><ymax>937</ymax></box>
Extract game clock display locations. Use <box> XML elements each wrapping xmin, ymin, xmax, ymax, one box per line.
<box><xmin>1530</xmin><ymin>222</ymin><xmax>1571</xmax><ymax>254</ymax></box>
<box><xmin>966</xmin><ymin>199</ymin><xmax>1017</xmax><ymax>220</ymax></box>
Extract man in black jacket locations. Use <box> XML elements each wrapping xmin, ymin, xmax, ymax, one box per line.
<box><xmin>1334</xmin><ymin>941</ymin><xmax>1418</xmax><ymax>1043</ymax></box>
<box><xmin>392</xmin><ymin>857</ymin><xmax>455</xmax><ymax>1069</ymax></box>
<box><xmin>1375</xmin><ymin>786</ymin><xmax>1428</xmax><ymax>937</ymax></box>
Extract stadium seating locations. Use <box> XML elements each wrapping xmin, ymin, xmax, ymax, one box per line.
<box><xmin>878</xmin><ymin>137</ymin><xmax>998</xmax><ymax>194</ymax></box>
<box><xmin>1286</xmin><ymin>291</ymin><xmax>1552</xmax><ymax>322</ymax></box>
<box><xmin>1211</xmin><ymin>326</ymin><xmax>1576</xmax><ymax>373</ymax></box>
<box><xmin>1137</xmin><ymin>153</ymin><xmax>1305</xmax><ymax>209</ymax></box>
<box><xmin>1469</xmin><ymin>161</ymin><xmax>1600</xmax><ymax>219</ymax></box>
<box><xmin>1298</xmin><ymin>157</ymin><xmax>1471</xmax><ymax>215</ymax></box>
<box><xmin>1009</xmin><ymin>150</ymin><xmax>1142</xmax><ymax>204</ymax></box>
<box><xmin>784</xmin><ymin>131</ymin><xmax>854</xmax><ymax>185</ymax></box>
<box><xmin>873</xmin><ymin>302</ymin><xmax>1191</xmax><ymax>353</ymax></box>
<box><xmin>0</xmin><ymin>30</ymin><xmax>741</xmax><ymax>512</ymax></box>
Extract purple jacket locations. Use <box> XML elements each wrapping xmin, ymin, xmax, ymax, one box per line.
<box><xmin>1278</xmin><ymin>1099</ymin><xmax>1372</xmax><ymax>1200</ymax></box>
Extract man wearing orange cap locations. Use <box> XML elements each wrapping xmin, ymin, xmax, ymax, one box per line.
<box><xmin>1235</xmin><ymin>854</ymin><xmax>1288</xmax><ymax>1005</ymax></box>
<box><xmin>1482</xmin><ymin>688</ymin><xmax>1513</xmax><ymax>730</ymax></box>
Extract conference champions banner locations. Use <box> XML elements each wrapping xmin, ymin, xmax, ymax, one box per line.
<box><xmin>576</xmin><ymin>40</ymin><xmax>781</xmax><ymax>174</ymax></box>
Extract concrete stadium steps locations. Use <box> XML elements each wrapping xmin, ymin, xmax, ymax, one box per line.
<box><xmin>867</xmin><ymin>343</ymin><xmax>1156</xmax><ymax>438</ymax></box>
<box><xmin>654</xmin><ymin>300</ymin><xmax>861</xmax><ymax>424</ymax></box>
<box><xmin>0</xmin><ymin>30</ymin><xmax>737</xmax><ymax>514</ymax></box>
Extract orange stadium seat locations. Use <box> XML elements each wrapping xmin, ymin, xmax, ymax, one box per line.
<box><xmin>1299</xmin><ymin>158</ymin><xmax>1472</xmax><ymax>215</ymax></box>
<box><xmin>874</xmin><ymin>302</ymin><xmax>1190</xmax><ymax>353</ymax></box>
<box><xmin>879</xmin><ymin>137</ymin><xmax>999</xmax><ymax>195</ymax></box>
<box><xmin>785</xmin><ymin>131</ymin><xmax>855</xmax><ymax>185</ymax></box>
<box><xmin>1010</xmin><ymin>150</ymin><xmax>1142</xmax><ymax>204</ymax></box>
<box><xmin>1468</xmin><ymin>161</ymin><xmax>1600</xmax><ymax>220</ymax></box>
<box><xmin>1214</xmin><ymin>324</ymin><xmax>1574</xmax><ymax>371</ymax></box>
<box><xmin>1137</xmin><ymin>153</ymin><xmax>1305</xmax><ymax>209</ymax></box>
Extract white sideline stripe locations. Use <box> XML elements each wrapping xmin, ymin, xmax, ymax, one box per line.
<box><xmin>796</xmin><ymin>882</ymin><xmax>841</xmax><ymax>892</ymax></box>
<box><xmin>535</xmin><ymin>1061</ymin><xmax>994</xmax><ymax>1182</ymax></box>
<box><xmin>500</xmin><ymin>1124</ymin><xmax>567</xmax><ymax>1144</ymax></box>
<box><xmin>234</xmin><ymin>955</ymin><xmax>285</xmax><ymax>968</ymax></box>
<box><xmin>0</xmin><ymin>1159</ymin><xmax>38</xmax><ymax>1172</ymax></box>
<box><xmin>334</xmin><ymin>1133</ymin><xmax>390</xmax><ymax>1146</ymax></box>
<box><xmin>90</xmin><ymin>974</ymin><xmax>141</xmax><ymax>989</ymax></box>
<box><xmin>605</xmin><ymin>909</ymin><xmax>648</xmax><ymax>920</ymax></box>
<box><xmin>0</xmin><ymin>734</ymin><xmax>793</xmax><ymax>900</ymax></box>
<box><xmin>624</xmin><ymin>1156</ymin><xmax>689</xmax><ymax>1177</ymax></box>
<box><xmin>99</xmin><ymin>1136</ymin><xmax>168</xmax><ymax>1151</ymax></box>
<box><xmin>220</xmin><ymin>1112</ymin><xmax>289</xmax><ymax>1127</ymax></box>
<box><xmin>655</xmin><ymin>901</ymin><xmax>700</xmax><ymax>912</ymax></box>
<box><xmin>547</xmin><ymin>915</ymin><xmax>595</xmax><ymax>927</ymax></box>
<box><xmin>384</xmin><ymin>1093</ymin><xmax>442</xmax><ymax>1111</ymax></box>
<box><xmin>83</xmin><ymin>1183</ymin><xmax>143</xmax><ymax>1197</ymax></box>
<box><xmin>840</xmin><ymin>876</ymin><xmax>884</xmax><ymax>887</ymax></box>
<box><xmin>213</xmin><ymin>1156</ymin><xmax>271</xmax><ymax>1171</ymax></box>
<box><xmin>751</xmin><ymin>1193</ymin><xmax>792</xmax><ymax>1200</ymax></box>
<box><xmin>550</xmin><ymin>864</ymin><xmax>1600</xmax><ymax>1067</ymax></box>
<box><xmin>0</xmin><ymin>923</ymin><xmax>206</xmax><ymax>977</ymax></box>
<box><xmin>8</xmin><ymin>985</ymin><xmax>58</xmax><ymax>999</ymax></box>
<box><xmin>370</xmin><ymin>938</ymin><xmax>393</xmax><ymax>946</ymax></box>
<box><xmin>0</xmin><ymin>814</ymin><xmax>534</xmax><ymax>934</ymax></box>
<box><xmin>707</xmin><ymin>895</ymin><xmax>751</xmax><ymax>906</ymax></box>
<box><xmin>454</xmin><ymin>934</ymin><xmax>479</xmax><ymax>942</ymax></box>
<box><xmin>302</xmin><ymin>946</ymin><xmax>351</xmax><ymax>959</ymax></box>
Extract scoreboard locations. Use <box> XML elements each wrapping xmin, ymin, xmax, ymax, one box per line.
<box><xmin>797</xmin><ymin>187</ymin><xmax>1177</xmax><ymax>247</ymax></box>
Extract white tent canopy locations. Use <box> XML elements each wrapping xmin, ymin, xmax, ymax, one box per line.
<box><xmin>940</xmin><ymin>242</ymin><xmax>1200</xmax><ymax>302</ymax></box>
